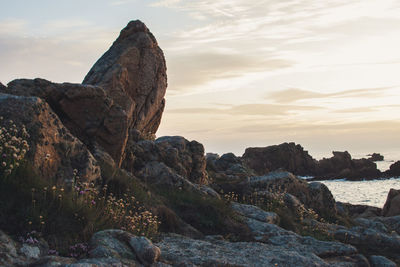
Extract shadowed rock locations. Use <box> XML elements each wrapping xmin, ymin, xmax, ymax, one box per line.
<box><xmin>382</xmin><ymin>189</ymin><xmax>400</xmax><ymax>217</ymax></box>
<box><xmin>242</xmin><ymin>142</ymin><xmax>317</xmax><ymax>176</ymax></box>
<box><xmin>0</xmin><ymin>93</ymin><xmax>100</xmax><ymax>183</ymax></box>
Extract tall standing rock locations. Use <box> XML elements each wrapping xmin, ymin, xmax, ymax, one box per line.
<box><xmin>83</xmin><ymin>20</ymin><xmax>167</xmax><ymax>165</ymax></box>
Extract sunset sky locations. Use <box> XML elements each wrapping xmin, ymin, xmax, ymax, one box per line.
<box><xmin>1</xmin><ymin>0</ymin><xmax>400</xmax><ymax>158</ymax></box>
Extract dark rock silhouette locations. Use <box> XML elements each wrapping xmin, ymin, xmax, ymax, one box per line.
<box><xmin>367</xmin><ymin>153</ymin><xmax>384</xmax><ymax>161</ymax></box>
<box><xmin>242</xmin><ymin>142</ymin><xmax>317</xmax><ymax>176</ymax></box>
<box><xmin>385</xmin><ymin>161</ymin><xmax>400</xmax><ymax>177</ymax></box>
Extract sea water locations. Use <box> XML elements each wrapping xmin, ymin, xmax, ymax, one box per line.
<box><xmin>320</xmin><ymin>177</ymin><xmax>400</xmax><ymax>208</ymax></box>
<box><xmin>308</xmin><ymin>152</ymin><xmax>400</xmax><ymax>208</ymax></box>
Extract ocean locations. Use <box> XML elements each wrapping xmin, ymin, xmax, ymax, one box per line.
<box><xmin>315</xmin><ymin>152</ymin><xmax>400</xmax><ymax>208</ymax></box>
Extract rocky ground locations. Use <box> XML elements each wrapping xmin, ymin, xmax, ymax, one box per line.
<box><xmin>0</xmin><ymin>20</ymin><xmax>399</xmax><ymax>267</ymax></box>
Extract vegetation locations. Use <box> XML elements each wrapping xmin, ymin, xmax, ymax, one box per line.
<box><xmin>0</xmin><ymin>118</ymin><xmax>160</xmax><ymax>256</ymax></box>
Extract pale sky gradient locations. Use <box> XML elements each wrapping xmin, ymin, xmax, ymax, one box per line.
<box><xmin>1</xmin><ymin>0</ymin><xmax>400</xmax><ymax>159</ymax></box>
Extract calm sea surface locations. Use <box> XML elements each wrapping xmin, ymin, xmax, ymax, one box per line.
<box><xmin>310</xmin><ymin>152</ymin><xmax>400</xmax><ymax>208</ymax></box>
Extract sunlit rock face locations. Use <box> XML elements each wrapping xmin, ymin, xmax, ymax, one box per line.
<box><xmin>1</xmin><ymin>20</ymin><xmax>168</xmax><ymax>167</ymax></box>
<box><xmin>83</xmin><ymin>20</ymin><xmax>167</xmax><ymax>165</ymax></box>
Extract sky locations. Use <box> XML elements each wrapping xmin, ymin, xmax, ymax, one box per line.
<box><xmin>1</xmin><ymin>0</ymin><xmax>400</xmax><ymax>159</ymax></box>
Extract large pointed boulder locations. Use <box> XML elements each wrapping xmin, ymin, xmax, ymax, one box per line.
<box><xmin>83</xmin><ymin>20</ymin><xmax>167</xmax><ymax>163</ymax></box>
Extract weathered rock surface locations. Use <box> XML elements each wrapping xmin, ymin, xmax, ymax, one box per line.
<box><xmin>231</xmin><ymin>202</ymin><xmax>279</xmax><ymax>224</ymax></box>
<box><xmin>242</xmin><ymin>142</ymin><xmax>317</xmax><ymax>176</ymax></box>
<box><xmin>0</xmin><ymin>230</ymin><xmax>48</xmax><ymax>266</ymax></box>
<box><xmin>382</xmin><ymin>189</ymin><xmax>400</xmax><ymax>217</ymax></box>
<box><xmin>89</xmin><ymin>229</ymin><xmax>160</xmax><ymax>266</ymax></box>
<box><xmin>241</xmin><ymin>171</ymin><xmax>337</xmax><ymax>217</ymax></box>
<box><xmin>83</xmin><ymin>20</ymin><xmax>167</xmax><ymax>158</ymax></box>
<box><xmin>123</xmin><ymin>136</ymin><xmax>208</xmax><ymax>184</ymax></box>
<box><xmin>156</xmin><ymin>232</ymin><xmax>369</xmax><ymax>267</ymax></box>
<box><xmin>0</xmin><ymin>93</ymin><xmax>100</xmax><ymax>183</ymax></box>
<box><xmin>336</xmin><ymin>202</ymin><xmax>382</xmax><ymax>219</ymax></box>
<box><xmin>2</xmin><ymin>20</ymin><xmax>167</xmax><ymax>167</ymax></box>
<box><xmin>368</xmin><ymin>255</ymin><xmax>396</xmax><ymax>267</ymax></box>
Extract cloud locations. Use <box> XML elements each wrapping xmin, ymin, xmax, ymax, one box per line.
<box><xmin>0</xmin><ymin>19</ymin><xmax>28</xmax><ymax>36</ymax></box>
<box><xmin>109</xmin><ymin>0</ymin><xmax>137</xmax><ymax>6</ymax></box>
<box><xmin>267</xmin><ymin>87</ymin><xmax>391</xmax><ymax>103</ymax></box>
<box><xmin>167</xmin><ymin>51</ymin><xmax>293</xmax><ymax>92</ymax></box>
<box><xmin>168</xmin><ymin>103</ymin><xmax>323</xmax><ymax>117</ymax></box>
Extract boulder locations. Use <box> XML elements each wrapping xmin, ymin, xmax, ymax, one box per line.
<box><xmin>382</xmin><ymin>189</ymin><xmax>400</xmax><ymax>217</ymax></box>
<box><xmin>368</xmin><ymin>255</ymin><xmax>396</xmax><ymax>267</ymax></box>
<box><xmin>83</xmin><ymin>20</ymin><xmax>167</xmax><ymax>153</ymax></box>
<box><xmin>242</xmin><ymin>142</ymin><xmax>317</xmax><ymax>176</ymax></box>
<box><xmin>367</xmin><ymin>153</ymin><xmax>384</xmax><ymax>162</ymax></box>
<box><xmin>123</xmin><ymin>136</ymin><xmax>208</xmax><ymax>184</ymax></box>
<box><xmin>336</xmin><ymin>202</ymin><xmax>382</xmax><ymax>218</ymax></box>
<box><xmin>129</xmin><ymin>236</ymin><xmax>161</xmax><ymax>266</ymax></box>
<box><xmin>89</xmin><ymin>229</ymin><xmax>161</xmax><ymax>266</ymax></box>
<box><xmin>231</xmin><ymin>202</ymin><xmax>279</xmax><ymax>224</ymax></box>
<box><xmin>0</xmin><ymin>93</ymin><xmax>100</xmax><ymax>183</ymax></box>
<box><xmin>0</xmin><ymin>230</ymin><xmax>48</xmax><ymax>266</ymax></box>
<box><xmin>240</xmin><ymin>171</ymin><xmax>337</xmax><ymax>218</ymax></box>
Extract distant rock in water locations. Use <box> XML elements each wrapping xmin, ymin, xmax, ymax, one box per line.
<box><xmin>315</xmin><ymin>151</ymin><xmax>381</xmax><ymax>180</ymax></box>
<box><xmin>1</xmin><ymin>20</ymin><xmax>167</xmax><ymax>166</ymax></box>
<box><xmin>385</xmin><ymin>161</ymin><xmax>400</xmax><ymax>177</ymax></box>
<box><xmin>367</xmin><ymin>153</ymin><xmax>384</xmax><ymax>161</ymax></box>
<box><xmin>242</xmin><ymin>142</ymin><xmax>317</xmax><ymax>176</ymax></box>
<box><xmin>240</xmin><ymin>143</ymin><xmax>381</xmax><ymax>180</ymax></box>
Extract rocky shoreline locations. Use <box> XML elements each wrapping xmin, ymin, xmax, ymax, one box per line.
<box><xmin>0</xmin><ymin>20</ymin><xmax>399</xmax><ymax>266</ymax></box>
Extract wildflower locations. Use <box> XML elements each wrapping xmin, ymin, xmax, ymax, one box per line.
<box><xmin>1</xmin><ymin>162</ymin><xmax>5</xmax><ymax>167</ymax></box>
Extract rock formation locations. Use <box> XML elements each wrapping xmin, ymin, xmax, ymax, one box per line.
<box><xmin>1</xmin><ymin>20</ymin><xmax>167</xmax><ymax>166</ymax></box>
<box><xmin>83</xmin><ymin>20</ymin><xmax>167</xmax><ymax>165</ymax></box>
<box><xmin>386</xmin><ymin>161</ymin><xmax>400</xmax><ymax>177</ymax></box>
<box><xmin>367</xmin><ymin>153</ymin><xmax>384</xmax><ymax>161</ymax></box>
<box><xmin>0</xmin><ymin>93</ymin><xmax>100</xmax><ymax>183</ymax></box>
<box><xmin>242</xmin><ymin>142</ymin><xmax>318</xmax><ymax>176</ymax></box>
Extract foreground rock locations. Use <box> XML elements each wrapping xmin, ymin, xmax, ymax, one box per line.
<box><xmin>157</xmin><ymin>233</ymin><xmax>369</xmax><ymax>267</ymax></box>
<box><xmin>0</xmin><ymin>94</ymin><xmax>100</xmax><ymax>183</ymax></box>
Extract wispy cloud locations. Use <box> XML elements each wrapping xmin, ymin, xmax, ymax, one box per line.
<box><xmin>109</xmin><ymin>0</ymin><xmax>137</xmax><ymax>6</ymax></box>
<box><xmin>168</xmin><ymin>103</ymin><xmax>323</xmax><ymax>117</ymax></box>
<box><xmin>267</xmin><ymin>87</ymin><xmax>391</xmax><ymax>103</ymax></box>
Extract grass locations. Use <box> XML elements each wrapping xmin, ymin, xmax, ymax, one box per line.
<box><xmin>0</xmin><ymin>163</ymin><xmax>159</xmax><ymax>256</ymax></box>
<box><xmin>155</xmin><ymin>188</ymin><xmax>251</xmax><ymax>240</ymax></box>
